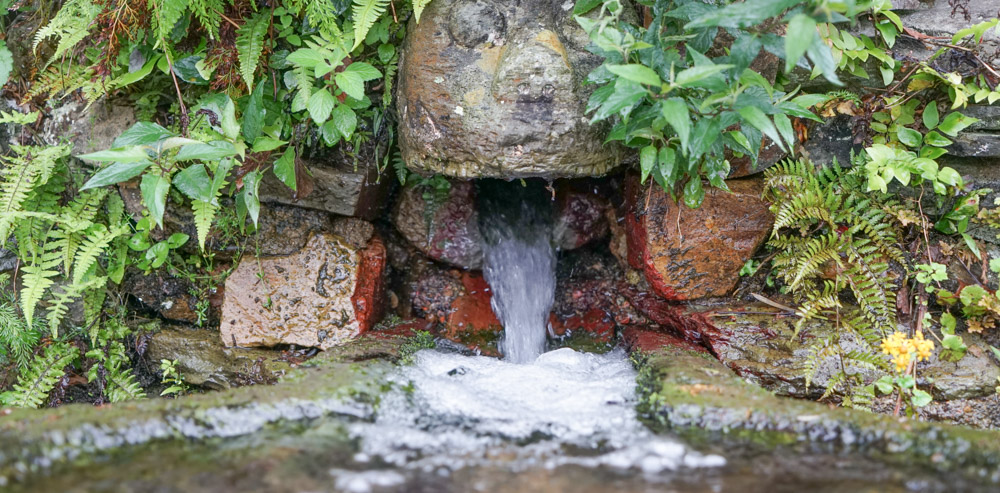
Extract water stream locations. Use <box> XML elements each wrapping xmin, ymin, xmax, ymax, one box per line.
<box><xmin>477</xmin><ymin>179</ymin><xmax>557</xmax><ymax>363</ymax></box>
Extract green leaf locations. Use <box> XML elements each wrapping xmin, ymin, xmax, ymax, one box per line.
<box><xmin>166</xmin><ymin>233</ymin><xmax>189</xmax><ymax>249</ymax></box>
<box><xmin>0</xmin><ymin>41</ymin><xmax>13</xmax><ymax>88</ymax></box>
<box><xmin>331</xmin><ymin>104</ymin><xmax>358</xmax><ymax>140</ymax></box>
<box><xmin>898</xmin><ymin>376</ymin><xmax>915</xmax><ymax>389</ymax></box>
<box><xmin>658</xmin><ymin>147</ymin><xmax>677</xmax><ymax>184</ymax></box>
<box><xmin>938</xmin><ymin>112</ymin><xmax>978</xmax><ymax>137</ymax></box>
<box><xmin>242</xmin><ymin>170</ymin><xmax>262</xmax><ymax>227</ymax></box>
<box><xmin>940</xmin><ymin>334</ymin><xmax>967</xmax><ymax>362</ymax></box>
<box><xmin>607</xmin><ymin>64</ymin><xmax>662</xmax><ymax>86</ymax></box>
<box><xmin>896</xmin><ymin>127</ymin><xmax>923</xmax><ymax>148</ymax></box>
<box><xmin>307</xmin><ymin>90</ymin><xmax>336</xmax><ymax>124</ymax></box>
<box><xmin>287</xmin><ymin>48</ymin><xmax>325</xmax><ymax>69</ymax></box>
<box><xmin>251</xmin><ymin>137</ymin><xmax>287</xmax><ymax>153</ymax></box>
<box><xmin>242</xmin><ymin>81</ymin><xmax>265</xmax><ymax>144</ymax></box>
<box><xmin>77</xmin><ymin>147</ymin><xmax>151</xmax><ymax>163</ymax></box>
<box><xmin>683</xmin><ymin>178</ymin><xmax>704</xmax><ymax>209</ymax></box>
<box><xmin>911</xmin><ymin>389</ymin><xmax>932</xmax><ymax>407</ymax></box>
<box><xmin>378</xmin><ymin>43</ymin><xmax>396</xmax><ymax>63</ymax></box>
<box><xmin>221</xmin><ymin>99</ymin><xmax>240</xmax><ymax>141</ymax></box>
<box><xmin>344</xmin><ymin>62</ymin><xmax>382</xmax><ymax>81</ymax></box>
<box><xmin>592</xmin><ymin>78</ymin><xmax>646</xmax><ymax>121</ymax></box>
<box><xmin>273</xmin><ymin>147</ymin><xmax>297</xmax><ymax>191</ymax></box>
<box><xmin>173</xmin><ymin>164</ymin><xmax>212</xmax><ymax>202</ymax></box>
<box><xmin>81</xmin><ymin>160</ymin><xmax>154</xmax><ymax>190</ymax></box>
<box><xmin>335</xmin><ymin>71</ymin><xmax>366</xmax><ymax>100</ymax></box>
<box><xmin>175</xmin><ymin>142</ymin><xmax>237</xmax><ymax>161</ymax></box>
<box><xmin>140</xmin><ymin>174</ymin><xmax>170</xmax><ymax>229</ymax></box>
<box><xmin>784</xmin><ymin>14</ymin><xmax>816</xmax><ymax>74</ymax></box>
<box><xmin>573</xmin><ymin>0</ymin><xmax>603</xmax><ymax>15</ymax></box>
<box><xmin>936</xmin><ymin>166</ymin><xmax>961</xmax><ymax>186</ymax></box>
<box><xmin>923</xmin><ymin>103</ymin><xmax>940</xmax><ymax>130</ymax></box>
<box><xmin>674</xmin><ymin>64</ymin><xmax>734</xmax><ymax>87</ymax></box>
<box><xmin>773</xmin><ymin>113</ymin><xmax>795</xmax><ymax>151</ymax></box>
<box><xmin>990</xmin><ymin>345</ymin><xmax>1000</xmax><ymax>361</ymax></box>
<box><xmin>874</xmin><ymin>375</ymin><xmax>894</xmax><ymax>394</ymax></box>
<box><xmin>351</xmin><ymin>0</ymin><xmax>390</xmax><ymax>51</ymax></box>
<box><xmin>923</xmin><ymin>130</ymin><xmax>953</xmax><ymax>147</ymax></box>
<box><xmin>660</xmin><ymin>98</ymin><xmax>691</xmax><ymax>155</ymax></box>
<box><xmin>640</xmin><ymin>145</ymin><xmax>656</xmax><ymax>184</ymax></box>
<box><xmin>990</xmin><ymin>257</ymin><xmax>1000</xmax><ymax>274</ymax></box>
<box><xmin>806</xmin><ymin>36</ymin><xmax>842</xmax><ymax>86</ymax></box>
<box><xmin>236</xmin><ymin>12</ymin><xmax>269</xmax><ymax>90</ymax></box>
<box><xmin>739</xmin><ymin>106</ymin><xmax>786</xmax><ymax>152</ymax></box>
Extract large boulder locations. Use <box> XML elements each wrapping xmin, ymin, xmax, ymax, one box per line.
<box><xmin>220</xmin><ymin>230</ymin><xmax>386</xmax><ymax>350</ymax></box>
<box><xmin>396</xmin><ymin>0</ymin><xmax>623</xmax><ymax>178</ymax></box>
<box><xmin>625</xmin><ymin>176</ymin><xmax>774</xmax><ymax>300</ymax></box>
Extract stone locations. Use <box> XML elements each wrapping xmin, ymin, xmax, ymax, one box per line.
<box><xmin>621</xmin><ymin>326</ymin><xmax>707</xmax><ymax>354</ymax></box>
<box><xmin>393</xmin><ymin>180</ymin><xmax>484</xmax><ymax>269</ymax></box>
<box><xmin>40</xmin><ymin>99</ymin><xmax>137</xmax><ymax>155</ymax></box>
<box><xmin>147</xmin><ymin>326</ymin><xmax>289</xmax><ymax>390</ymax></box>
<box><xmin>123</xmin><ymin>270</ymin><xmax>206</xmax><ymax>324</ymax></box>
<box><xmin>625</xmin><ymin>176</ymin><xmax>774</xmax><ymax>300</ymax></box>
<box><xmin>258</xmin><ymin>151</ymin><xmax>392</xmax><ymax>220</ymax></box>
<box><xmin>553</xmin><ymin>180</ymin><xmax>610</xmax><ymax>250</ymax></box>
<box><xmin>397</xmin><ymin>0</ymin><xmax>624</xmax><ymax>178</ymax></box>
<box><xmin>918</xmin><ymin>332</ymin><xmax>1000</xmax><ymax>400</ymax></box>
<box><xmin>220</xmin><ymin>231</ymin><xmax>386</xmax><ymax>350</ymax></box>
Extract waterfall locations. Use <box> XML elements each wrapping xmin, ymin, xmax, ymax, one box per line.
<box><xmin>477</xmin><ymin>179</ymin><xmax>556</xmax><ymax>364</ymax></box>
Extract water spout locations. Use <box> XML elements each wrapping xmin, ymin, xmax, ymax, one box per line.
<box><xmin>477</xmin><ymin>179</ymin><xmax>556</xmax><ymax>363</ymax></box>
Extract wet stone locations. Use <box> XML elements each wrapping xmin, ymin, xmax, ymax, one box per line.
<box><xmin>147</xmin><ymin>326</ymin><xmax>289</xmax><ymax>390</ymax></box>
<box><xmin>397</xmin><ymin>0</ymin><xmax>625</xmax><ymax>178</ymax></box>
<box><xmin>220</xmin><ymin>232</ymin><xmax>386</xmax><ymax>350</ymax></box>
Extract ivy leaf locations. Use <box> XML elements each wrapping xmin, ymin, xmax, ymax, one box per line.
<box><xmin>659</xmin><ymin>98</ymin><xmax>691</xmax><ymax>155</ymax></box>
<box><xmin>236</xmin><ymin>12</ymin><xmax>269</xmax><ymax>90</ymax></box>
<box><xmin>739</xmin><ymin>106</ymin><xmax>786</xmax><ymax>152</ymax></box>
<box><xmin>344</xmin><ymin>62</ymin><xmax>382</xmax><ymax>81</ymax></box>
<box><xmin>335</xmin><ymin>71</ymin><xmax>366</xmax><ymax>100</ymax></box>
<box><xmin>896</xmin><ymin>127</ymin><xmax>923</xmax><ymax>148</ymax></box>
<box><xmin>331</xmin><ymin>104</ymin><xmax>358</xmax><ymax>140</ymax></box>
<box><xmin>140</xmin><ymin>173</ymin><xmax>170</xmax><ymax>229</ymax></box>
<box><xmin>938</xmin><ymin>112</ymin><xmax>978</xmax><ymax>137</ymax></box>
<box><xmin>911</xmin><ymin>389</ymin><xmax>932</xmax><ymax>407</ymax></box>
<box><xmin>784</xmin><ymin>14</ymin><xmax>816</xmax><ymax>74</ymax></box>
<box><xmin>173</xmin><ymin>164</ymin><xmax>212</xmax><ymax>202</ymax></box>
<box><xmin>307</xmin><ymin>90</ymin><xmax>337</xmax><ymax>124</ymax></box>
<box><xmin>923</xmin><ymin>131</ymin><xmax>953</xmax><ymax>147</ymax></box>
<box><xmin>166</xmin><ymin>233</ymin><xmax>190</xmax><ymax>249</ymax></box>
<box><xmin>607</xmin><ymin>64</ymin><xmax>662</xmax><ymax>86</ymax></box>
<box><xmin>923</xmin><ymin>103</ymin><xmax>940</xmax><ymax>130</ymax></box>
<box><xmin>242</xmin><ymin>81</ymin><xmax>265</xmax><ymax>144</ymax></box>
<box><xmin>273</xmin><ymin>147</ymin><xmax>297</xmax><ymax>191</ymax></box>
<box><xmin>81</xmin><ymin>160</ymin><xmax>154</xmax><ymax>190</ymax></box>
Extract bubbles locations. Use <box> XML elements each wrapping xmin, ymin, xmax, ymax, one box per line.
<box><xmin>348</xmin><ymin>349</ymin><xmax>726</xmax><ymax>475</ymax></box>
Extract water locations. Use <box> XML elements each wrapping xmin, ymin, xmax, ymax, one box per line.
<box><xmin>477</xmin><ymin>179</ymin><xmax>556</xmax><ymax>363</ymax></box>
<box><xmin>10</xmin><ymin>348</ymin><xmax>975</xmax><ymax>492</ymax></box>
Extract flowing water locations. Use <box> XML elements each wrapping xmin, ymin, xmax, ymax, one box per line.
<box><xmin>10</xmin><ymin>347</ymin><xmax>974</xmax><ymax>493</ymax></box>
<box><xmin>477</xmin><ymin>179</ymin><xmax>556</xmax><ymax>363</ymax></box>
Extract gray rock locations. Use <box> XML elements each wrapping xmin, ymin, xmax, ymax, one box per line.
<box><xmin>919</xmin><ymin>332</ymin><xmax>1000</xmax><ymax>400</ymax></box>
<box><xmin>258</xmin><ymin>154</ymin><xmax>393</xmax><ymax>220</ymax></box>
<box><xmin>40</xmin><ymin>99</ymin><xmax>136</xmax><ymax>155</ymax></box>
<box><xmin>396</xmin><ymin>0</ymin><xmax>626</xmax><ymax>178</ymax></box>
<box><xmin>147</xmin><ymin>326</ymin><xmax>289</xmax><ymax>390</ymax></box>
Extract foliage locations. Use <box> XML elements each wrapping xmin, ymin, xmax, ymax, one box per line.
<box><xmin>0</xmin><ymin>342</ymin><xmax>79</xmax><ymax>408</ymax></box>
<box><xmin>398</xmin><ymin>330</ymin><xmax>436</xmax><ymax>365</ymax></box>
<box><xmin>159</xmin><ymin>358</ymin><xmax>190</xmax><ymax>397</ymax></box>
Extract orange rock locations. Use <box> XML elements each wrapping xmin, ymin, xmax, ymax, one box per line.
<box><xmin>220</xmin><ymin>232</ymin><xmax>386</xmax><ymax>350</ymax></box>
<box><xmin>626</xmin><ymin>176</ymin><xmax>773</xmax><ymax>300</ymax></box>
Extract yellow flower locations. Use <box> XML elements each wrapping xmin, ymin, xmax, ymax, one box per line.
<box><xmin>893</xmin><ymin>354</ymin><xmax>910</xmax><ymax>373</ymax></box>
<box><xmin>913</xmin><ymin>331</ymin><xmax>933</xmax><ymax>361</ymax></box>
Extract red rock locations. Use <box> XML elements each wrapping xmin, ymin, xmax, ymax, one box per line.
<box><xmin>553</xmin><ymin>181</ymin><xmax>610</xmax><ymax>250</ymax></box>
<box><xmin>621</xmin><ymin>326</ymin><xmax>707</xmax><ymax>354</ymax></box>
<box><xmin>393</xmin><ymin>179</ymin><xmax>484</xmax><ymax>269</ymax></box>
<box><xmin>220</xmin><ymin>231</ymin><xmax>386</xmax><ymax>350</ymax></box>
<box><xmin>625</xmin><ymin>176</ymin><xmax>773</xmax><ymax>300</ymax></box>
<box><xmin>549</xmin><ymin>308</ymin><xmax>615</xmax><ymax>343</ymax></box>
<box><xmin>369</xmin><ymin>319</ymin><xmax>437</xmax><ymax>340</ymax></box>
<box><xmin>444</xmin><ymin>272</ymin><xmax>502</xmax><ymax>337</ymax></box>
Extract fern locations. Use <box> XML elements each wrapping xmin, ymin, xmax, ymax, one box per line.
<box><xmin>0</xmin><ymin>144</ymin><xmax>71</xmax><ymax>245</ymax></box>
<box><xmin>351</xmin><ymin>0</ymin><xmax>390</xmax><ymax>50</ymax></box>
<box><xmin>32</xmin><ymin>0</ymin><xmax>100</xmax><ymax>68</ymax></box>
<box><xmin>151</xmin><ymin>0</ymin><xmax>188</xmax><ymax>49</ymax></box>
<box><xmin>236</xmin><ymin>12</ymin><xmax>270</xmax><ymax>91</ymax></box>
<box><xmin>19</xmin><ymin>242</ymin><xmax>62</xmax><ymax>330</ymax></box>
<box><xmin>1</xmin><ymin>342</ymin><xmax>78</xmax><ymax>408</ymax></box>
<box><xmin>0</xmin><ymin>276</ymin><xmax>42</xmax><ymax>370</ymax></box>
<box><xmin>188</xmin><ymin>0</ymin><xmax>226</xmax><ymax>40</ymax></box>
<box><xmin>411</xmin><ymin>0</ymin><xmax>432</xmax><ymax>23</ymax></box>
<box><xmin>87</xmin><ymin>319</ymin><xmax>146</xmax><ymax>403</ymax></box>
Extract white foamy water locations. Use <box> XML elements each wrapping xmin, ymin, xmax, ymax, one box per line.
<box><xmin>348</xmin><ymin>348</ymin><xmax>725</xmax><ymax>476</ymax></box>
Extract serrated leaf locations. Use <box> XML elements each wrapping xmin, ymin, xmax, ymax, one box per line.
<box><xmin>331</xmin><ymin>104</ymin><xmax>358</xmax><ymax>140</ymax></box>
<box><xmin>140</xmin><ymin>174</ymin><xmax>170</xmax><ymax>229</ymax></box>
<box><xmin>607</xmin><ymin>64</ymin><xmax>662</xmax><ymax>86</ymax></box>
<box><xmin>351</xmin><ymin>0</ymin><xmax>390</xmax><ymax>51</ymax></box>
<box><xmin>344</xmin><ymin>62</ymin><xmax>382</xmax><ymax>81</ymax></box>
<box><xmin>335</xmin><ymin>71</ymin><xmax>366</xmax><ymax>100</ymax></box>
<box><xmin>307</xmin><ymin>90</ymin><xmax>336</xmax><ymax>124</ymax></box>
<box><xmin>175</xmin><ymin>142</ymin><xmax>237</xmax><ymax>161</ymax></box>
<box><xmin>112</xmin><ymin>122</ymin><xmax>175</xmax><ymax>148</ymax></box>
<box><xmin>236</xmin><ymin>12</ymin><xmax>269</xmax><ymax>90</ymax></box>
<box><xmin>273</xmin><ymin>147</ymin><xmax>297</xmax><ymax>191</ymax></box>
<box><xmin>173</xmin><ymin>164</ymin><xmax>212</xmax><ymax>202</ymax></box>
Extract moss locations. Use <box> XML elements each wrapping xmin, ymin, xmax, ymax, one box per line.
<box><xmin>633</xmin><ymin>344</ymin><xmax>1000</xmax><ymax>483</ymax></box>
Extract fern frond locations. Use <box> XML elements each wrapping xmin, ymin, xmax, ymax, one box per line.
<box><xmin>411</xmin><ymin>0</ymin><xmax>432</xmax><ymax>23</ymax></box>
<box><xmin>2</xmin><ymin>342</ymin><xmax>78</xmax><ymax>408</ymax></box>
<box><xmin>189</xmin><ymin>0</ymin><xmax>226</xmax><ymax>40</ymax></box>
<box><xmin>151</xmin><ymin>0</ymin><xmax>188</xmax><ymax>47</ymax></box>
<box><xmin>19</xmin><ymin>242</ymin><xmax>62</xmax><ymax>330</ymax></box>
<box><xmin>192</xmin><ymin>199</ymin><xmax>219</xmax><ymax>251</ymax></box>
<box><xmin>351</xmin><ymin>0</ymin><xmax>390</xmax><ymax>50</ymax></box>
<box><xmin>32</xmin><ymin>0</ymin><xmax>100</xmax><ymax>67</ymax></box>
<box><xmin>236</xmin><ymin>12</ymin><xmax>270</xmax><ymax>91</ymax></box>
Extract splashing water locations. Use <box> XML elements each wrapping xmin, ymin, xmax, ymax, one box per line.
<box><xmin>477</xmin><ymin>179</ymin><xmax>556</xmax><ymax>363</ymax></box>
<box><xmin>348</xmin><ymin>348</ymin><xmax>725</xmax><ymax>481</ymax></box>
